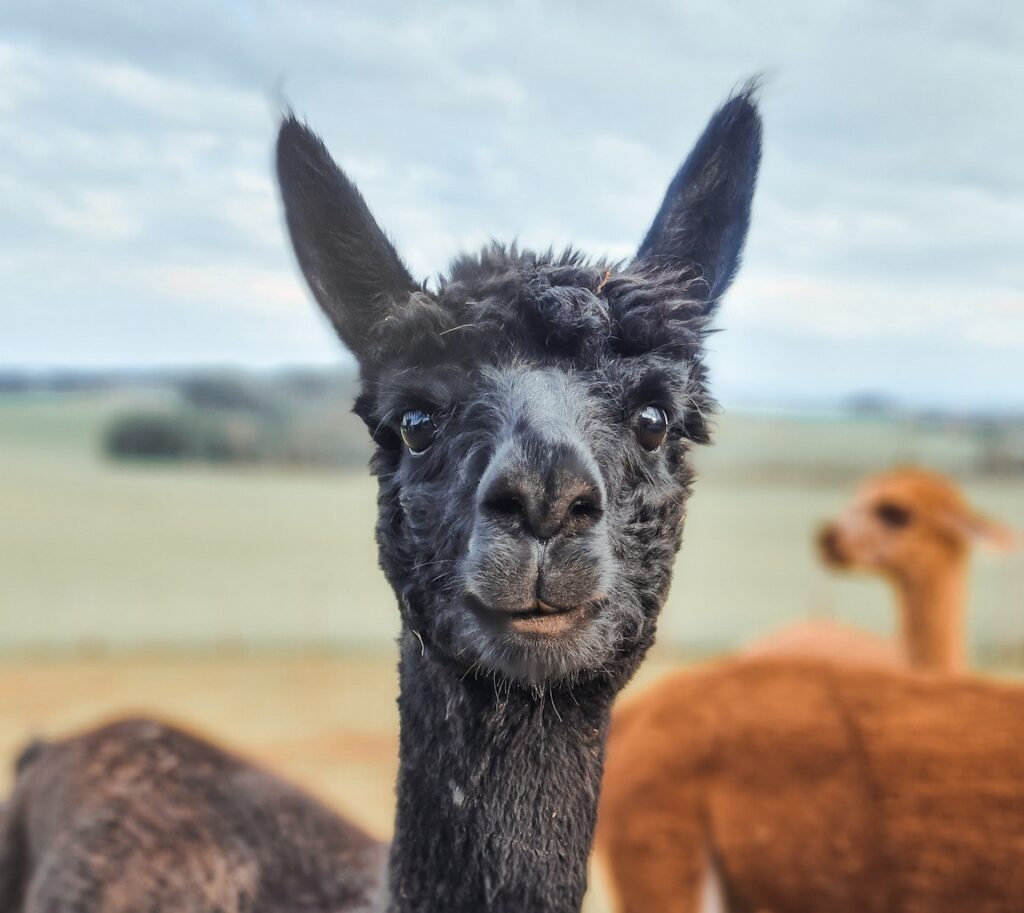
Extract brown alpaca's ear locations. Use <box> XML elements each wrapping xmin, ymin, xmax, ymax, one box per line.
<box><xmin>635</xmin><ymin>82</ymin><xmax>762</xmax><ymax>310</ymax></box>
<box><xmin>276</xmin><ymin>115</ymin><xmax>417</xmax><ymax>363</ymax></box>
<box><xmin>951</xmin><ymin>507</ymin><xmax>1019</xmax><ymax>553</ymax></box>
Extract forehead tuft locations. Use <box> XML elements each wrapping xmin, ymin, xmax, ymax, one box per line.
<box><xmin>364</xmin><ymin>244</ymin><xmax>711</xmax><ymax>368</ymax></box>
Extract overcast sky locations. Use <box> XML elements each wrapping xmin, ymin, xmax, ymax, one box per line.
<box><xmin>1</xmin><ymin>1</ymin><xmax>1021</xmax><ymax>409</ymax></box>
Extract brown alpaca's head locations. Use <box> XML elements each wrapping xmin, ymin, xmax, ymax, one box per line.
<box><xmin>818</xmin><ymin>466</ymin><xmax>1015</xmax><ymax>583</ymax></box>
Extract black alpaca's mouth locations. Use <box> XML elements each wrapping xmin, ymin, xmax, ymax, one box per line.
<box><xmin>466</xmin><ymin>594</ymin><xmax>588</xmax><ymax>638</ymax></box>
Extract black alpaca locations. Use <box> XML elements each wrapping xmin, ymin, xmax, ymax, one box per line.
<box><xmin>0</xmin><ymin>87</ymin><xmax>761</xmax><ymax>913</ymax></box>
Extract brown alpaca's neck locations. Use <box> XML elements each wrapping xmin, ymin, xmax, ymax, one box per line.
<box><xmin>894</xmin><ymin>559</ymin><xmax>968</xmax><ymax>673</ymax></box>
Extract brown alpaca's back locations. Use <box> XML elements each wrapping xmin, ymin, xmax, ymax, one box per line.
<box><xmin>597</xmin><ymin>657</ymin><xmax>1024</xmax><ymax>913</ymax></box>
<box><xmin>743</xmin><ymin>617</ymin><xmax>901</xmax><ymax>668</ymax></box>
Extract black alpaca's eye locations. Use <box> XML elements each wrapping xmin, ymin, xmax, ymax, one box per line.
<box><xmin>399</xmin><ymin>409</ymin><xmax>436</xmax><ymax>454</ymax></box>
<box><xmin>875</xmin><ymin>501</ymin><xmax>911</xmax><ymax>528</ymax></box>
<box><xmin>633</xmin><ymin>405</ymin><xmax>669</xmax><ymax>452</ymax></box>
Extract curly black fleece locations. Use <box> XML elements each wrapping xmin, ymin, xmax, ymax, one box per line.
<box><xmin>359</xmin><ymin>245</ymin><xmax>715</xmax><ymax>692</ymax></box>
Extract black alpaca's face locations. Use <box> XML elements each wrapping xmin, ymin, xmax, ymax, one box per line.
<box><xmin>356</xmin><ymin>264</ymin><xmax>712</xmax><ymax>687</ymax></box>
<box><xmin>277</xmin><ymin>88</ymin><xmax>761</xmax><ymax>688</ymax></box>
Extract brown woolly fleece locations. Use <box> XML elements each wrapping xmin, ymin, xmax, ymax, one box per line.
<box><xmin>743</xmin><ymin>618</ymin><xmax>901</xmax><ymax>669</ymax></box>
<box><xmin>597</xmin><ymin>656</ymin><xmax>1024</xmax><ymax>913</ymax></box>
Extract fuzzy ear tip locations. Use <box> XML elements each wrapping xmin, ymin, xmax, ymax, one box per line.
<box><xmin>714</xmin><ymin>77</ymin><xmax>764</xmax><ymax>149</ymax></box>
<box><xmin>734</xmin><ymin>75</ymin><xmax>764</xmax><ymax>107</ymax></box>
<box><xmin>276</xmin><ymin>113</ymin><xmax>328</xmax><ymax>177</ymax></box>
<box><xmin>276</xmin><ymin>112</ymin><xmax>303</xmax><ymax>148</ymax></box>
<box><xmin>988</xmin><ymin>525</ymin><xmax>1021</xmax><ymax>553</ymax></box>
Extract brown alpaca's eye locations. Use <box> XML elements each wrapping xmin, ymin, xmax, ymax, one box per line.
<box><xmin>400</xmin><ymin>410</ymin><xmax>436</xmax><ymax>454</ymax></box>
<box><xmin>875</xmin><ymin>501</ymin><xmax>911</xmax><ymax>528</ymax></box>
<box><xmin>634</xmin><ymin>406</ymin><xmax>669</xmax><ymax>451</ymax></box>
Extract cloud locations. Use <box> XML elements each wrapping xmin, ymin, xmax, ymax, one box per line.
<box><xmin>0</xmin><ymin>0</ymin><xmax>1021</xmax><ymax>406</ymax></box>
<box><xmin>45</xmin><ymin>189</ymin><xmax>142</xmax><ymax>242</ymax></box>
<box><xmin>726</xmin><ymin>271</ymin><xmax>1024</xmax><ymax>343</ymax></box>
<box><xmin>156</xmin><ymin>264</ymin><xmax>306</xmax><ymax>315</ymax></box>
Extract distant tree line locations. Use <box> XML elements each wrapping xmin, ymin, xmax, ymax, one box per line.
<box><xmin>2</xmin><ymin>369</ymin><xmax>1021</xmax><ymax>474</ymax></box>
<box><xmin>101</xmin><ymin>370</ymin><xmax>373</xmax><ymax>469</ymax></box>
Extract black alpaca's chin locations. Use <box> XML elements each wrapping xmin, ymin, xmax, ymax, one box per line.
<box><xmin>451</xmin><ymin>592</ymin><xmax>634</xmax><ymax>689</ymax></box>
<box><xmin>445</xmin><ymin>466</ymin><xmax>623</xmax><ymax>686</ymax></box>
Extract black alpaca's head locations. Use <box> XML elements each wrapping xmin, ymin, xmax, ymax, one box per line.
<box><xmin>277</xmin><ymin>89</ymin><xmax>761</xmax><ymax>690</ymax></box>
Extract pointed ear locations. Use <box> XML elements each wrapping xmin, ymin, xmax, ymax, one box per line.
<box><xmin>959</xmin><ymin>509</ymin><xmax>1019</xmax><ymax>553</ymax></box>
<box><xmin>637</xmin><ymin>84</ymin><xmax>762</xmax><ymax>307</ymax></box>
<box><xmin>276</xmin><ymin>116</ymin><xmax>417</xmax><ymax>362</ymax></box>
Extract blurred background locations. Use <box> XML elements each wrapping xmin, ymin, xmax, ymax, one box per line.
<box><xmin>1</xmin><ymin>2</ymin><xmax>1022</xmax><ymax>907</ymax></box>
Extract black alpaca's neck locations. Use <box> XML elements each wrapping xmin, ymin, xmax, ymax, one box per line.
<box><xmin>386</xmin><ymin>635</ymin><xmax>614</xmax><ymax>913</ymax></box>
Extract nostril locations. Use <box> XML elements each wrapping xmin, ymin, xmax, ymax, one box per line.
<box><xmin>479</xmin><ymin>449</ymin><xmax>604</xmax><ymax>541</ymax></box>
<box><xmin>484</xmin><ymin>490</ymin><xmax>527</xmax><ymax>521</ymax></box>
<box><xmin>569</xmin><ymin>494</ymin><xmax>602</xmax><ymax>522</ymax></box>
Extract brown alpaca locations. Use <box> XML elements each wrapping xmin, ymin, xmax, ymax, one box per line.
<box><xmin>597</xmin><ymin>656</ymin><xmax>1024</xmax><ymax>913</ymax></box>
<box><xmin>746</xmin><ymin>467</ymin><xmax>1015</xmax><ymax>672</ymax></box>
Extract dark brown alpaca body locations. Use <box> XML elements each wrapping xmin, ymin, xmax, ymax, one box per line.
<box><xmin>0</xmin><ymin>720</ymin><xmax>385</xmax><ymax>912</ymax></box>
<box><xmin>597</xmin><ymin>657</ymin><xmax>1024</xmax><ymax>913</ymax></box>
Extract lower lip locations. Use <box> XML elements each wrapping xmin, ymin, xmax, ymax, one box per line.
<box><xmin>467</xmin><ymin>595</ymin><xmax>588</xmax><ymax>637</ymax></box>
<box><xmin>506</xmin><ymin>605</ymin><xmax>586</xmax><ymax>637</ymax></box>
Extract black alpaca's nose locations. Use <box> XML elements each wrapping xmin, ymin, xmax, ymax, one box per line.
<box><xmin>480</xmin><ymin>442</ymin><xmax>604</xmax><ymax>541</ymax></box>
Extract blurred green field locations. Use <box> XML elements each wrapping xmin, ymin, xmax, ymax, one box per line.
<box><xmin>2</xmin><ymin>390</ymin><xmax>1022</xmax><ymax>659</ymax></box>
<box><xmin>2</xmin><ymin>390</ymin><xmax>1022</xmax><ymax>913</ymax></box>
